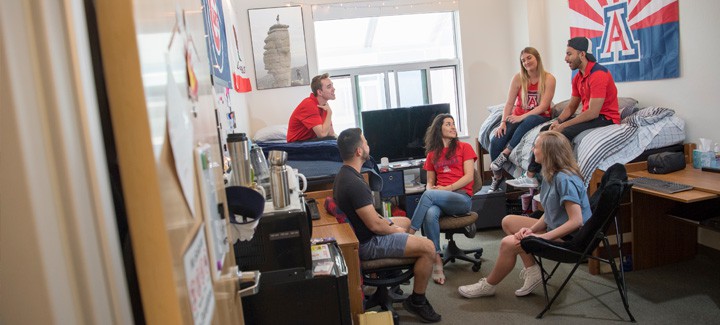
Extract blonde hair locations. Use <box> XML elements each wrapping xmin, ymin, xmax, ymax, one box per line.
<box><xmin>537</xmin><ymin>131</ymin><xmax>582</xmax><ymax>183</ymax></box>
<box><xmin>519</xmin><ymin>47</ymin><xmax>547</xmax><ymax>110</ymax></box>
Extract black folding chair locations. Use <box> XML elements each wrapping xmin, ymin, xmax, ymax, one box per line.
<box><xmin>520</xmin><ymin>163</ymin><xmax>636</xmax><ymax>322</ymax></box>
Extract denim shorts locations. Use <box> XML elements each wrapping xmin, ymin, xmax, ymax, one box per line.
<box><xmin>359</xmin><ymin>232</ymin><xmax>409</xmax><ymax>260</ymax></box>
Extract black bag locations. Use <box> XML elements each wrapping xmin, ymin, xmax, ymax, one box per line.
<box><xmin>647</xmin><ymin>152</ymin><xmax>685</xmax><ymax>174</ymax></box>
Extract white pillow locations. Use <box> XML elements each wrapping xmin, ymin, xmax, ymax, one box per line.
<box><xmin>487</xmin><ymin>103</ymin><xmax>504</xmax><ymax>113</ymax></box>
<box><xmin>253</xmin><ymin>124</ymin><xmax>288</xmax><ymax>142</ymax></box>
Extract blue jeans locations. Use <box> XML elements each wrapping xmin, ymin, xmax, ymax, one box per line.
<box><xmin>410</xmin><ymin>190</ymin><xmax>472</xmax><ymax>252</ymax></box>
<box><xmin>490</xmin><ymin>114</ymin><xmax>550</xmax><ymax>160</ymax></box>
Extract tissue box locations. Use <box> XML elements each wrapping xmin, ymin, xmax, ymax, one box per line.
<box><xmin>692</xmin><ymin>150</ymin><xmax>715</xmax><ymax>169</ymax></box>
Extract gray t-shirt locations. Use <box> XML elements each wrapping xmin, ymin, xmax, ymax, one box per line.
<box><xmin>539</xmin><ymin>171</ymin><xmax>592</xmax><ymax>231</ymax></box>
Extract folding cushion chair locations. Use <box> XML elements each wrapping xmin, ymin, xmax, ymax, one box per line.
<box><xmin>520</xmin><ymin>163</ymin><xmax>636</xmax><ymax>322</ymax></box>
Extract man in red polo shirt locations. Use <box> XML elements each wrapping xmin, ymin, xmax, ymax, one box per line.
<box><xmin>508</xmin><ymin>37</ymin><xmax>619</xmax><ymax>188</ymax></box>
<box><xmin>286</xmin><ymin>73</ymin><xmax>337</xmax><ymax>142</ymax></box>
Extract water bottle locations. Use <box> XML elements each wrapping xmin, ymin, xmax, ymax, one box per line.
<box><xmin>227</xmin><ymin>133</ymin><xmax>252</xmax><ymax>187</ymax></box>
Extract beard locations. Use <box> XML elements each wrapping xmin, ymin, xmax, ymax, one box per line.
<box><xmin>569</xmin><ymin>57</ymin><xmax>581</xmax><ymax>70</ymax></box>
<box><xmin>361</xmin><ymin>148</ymin><xmax>370</xmax><ymax>162</ymax></box>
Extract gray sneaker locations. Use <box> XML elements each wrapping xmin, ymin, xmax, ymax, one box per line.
<box><xmin>490</xmin><ymin>154</ymin><xmax>508</xmax><ymax>172</ymax></box>
<box><xmin>488</xmin><ymin>176</ymin><xmax>504</xmax><ymax>193</ymax></box>
<box><xmin>506</xmin><ymin>175</ymin><xmax>539</xmax><ymax>188</ymax></box>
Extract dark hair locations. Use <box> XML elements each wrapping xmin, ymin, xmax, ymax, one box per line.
<box><xmin>311</xmin><ymin>73</ymin><xmax>330</xmax><ymax>97</ymax></box>
<box><xmin>337</xmin><ymin>128</ymin><xmax>363</xmax><ymax>161</ymax></box>
<box><xmin>424</xmin><ymin>114</ymin><xmax>457</xmax><ymax>164</ymax></box>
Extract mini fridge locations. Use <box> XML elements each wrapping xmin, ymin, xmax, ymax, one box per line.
<box><xmin>241</xmin><ymin>242</ymin><xmax>351</xmax><ymax>324</ymax></box>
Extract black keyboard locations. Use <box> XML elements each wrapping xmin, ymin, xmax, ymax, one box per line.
<box><xmin>631</xmin><ymin>177</ymin><xmax>693</xmax><ymax>194</ymax></box>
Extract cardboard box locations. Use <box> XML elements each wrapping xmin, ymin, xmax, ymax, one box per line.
<box><xmin>358</xmin><ymin>311</ymin><xmax>393</xmax><ymax>325</ymax></box>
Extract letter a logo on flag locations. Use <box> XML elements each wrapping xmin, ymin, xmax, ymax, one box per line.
<box><xmin>569</xmin><ymin>0</ymin><xmax>679</xmax><ymax>82</ymax></box>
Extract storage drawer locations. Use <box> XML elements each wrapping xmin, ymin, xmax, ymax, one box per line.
<box><xmin>403</xmin><ymin>193</ymin><xmax>423</xmax><ymax>217</ymax></box>
<box><xmin>380</xmin><ymin>170</ymin><xmax>404</xmax><ymax>198</ymax></box>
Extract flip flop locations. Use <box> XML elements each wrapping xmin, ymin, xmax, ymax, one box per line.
<box><xmin>432</xmin><ymin>264</ymin><xmax>445</xmax><ymax>285</ymax></box>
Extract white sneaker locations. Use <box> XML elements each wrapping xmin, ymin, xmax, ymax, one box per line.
<box><xmin>507</xmin><ymin>175</ymin><xmax>539</xmax><ymax>188</ymax></box>
<box><xmin>458</xmin><ymin>278</ymin><xmax>496</xmax><ymax>298</ymax></box>
<box><xmin>515</xmin><ymin>265</ymin><xmax>542</xmax><ymax>296</ymax></box>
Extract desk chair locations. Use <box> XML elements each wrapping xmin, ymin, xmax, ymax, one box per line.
<box><xmin>436</xmin><ymin>170</ymin><xmax>484</xmax><ymax>271</ymax></box>
<box><xmin>361</xmin><ymin>257</ymin><xmax>417</xmax><ymax>324</ymax></box>
<box><xmin>520</xmin><ymin>163</ymin><xmax>635</xmax><ymax>322</ymax></box>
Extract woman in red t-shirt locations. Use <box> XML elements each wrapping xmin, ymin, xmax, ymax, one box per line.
<box><xmin>407</xmin><ymin>114</ymin><xmax>477</xmax><ymax>284</ymax></box>
<box><xmin>488</xmin><ymin>47</ymin><xmax>556</xmax><ymax>192</ymax></box>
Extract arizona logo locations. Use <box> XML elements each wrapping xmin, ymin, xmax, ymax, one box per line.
<box><xmin>569</xmin><ymin>0</ymin><xmax>679</xmax><ymax>82</ymax></box>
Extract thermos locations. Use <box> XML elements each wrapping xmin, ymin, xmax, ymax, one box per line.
<box><xmin>268</xmin><ymin>150</ymin><xmax>291</xmax><ymax>209</ymax></box>
<box><xmin>227</xmin><ymin>133</ymin><xmax>252</xmax><ymax>187</ymax></box>
<box><xmin>270</xmin><ymin>165</ymin><xmax>291</xmax><ymax>209</ymax></box>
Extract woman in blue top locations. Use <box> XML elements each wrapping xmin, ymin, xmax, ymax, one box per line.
<box><xmin>458</xmin><ymin>131</ymin><xmax>591</xmax><ymax>298</ymax></box>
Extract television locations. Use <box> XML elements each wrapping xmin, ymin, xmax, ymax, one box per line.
<box><xmin>361</xmin><ymin>103</ymin><xmax>451</xmax><ymax>162</ymax></box>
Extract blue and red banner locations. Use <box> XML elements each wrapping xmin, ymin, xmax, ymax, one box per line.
<box><xmin>569</xmin><ymin>0</ymin><xmax>679</xmax><ymax>82</ymax></box>
<box><xmin>201</xmin><ymin>0</ymin><xmax>232</xmax><ymax>88</ymax></box>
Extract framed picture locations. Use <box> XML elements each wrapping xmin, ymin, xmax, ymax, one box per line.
<box><xmin>248</xmin><ymin>6</ymin><xmax>310</xmax><ymax>90</ymax></box>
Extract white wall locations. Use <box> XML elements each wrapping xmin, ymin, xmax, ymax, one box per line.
<box><xmin>234</xmin><ymin>0</ymin><xmax>526</xmax><ymax>140</ymax></box>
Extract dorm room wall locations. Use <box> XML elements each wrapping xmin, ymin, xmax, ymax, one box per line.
<box><xmin>234</xmin><ymin>0</ymin><xmax>526</xmax><ymax>140</ymax></box>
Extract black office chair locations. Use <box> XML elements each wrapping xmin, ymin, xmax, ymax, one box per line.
<box><xmin>520</xmin><ymin>163</ymin><xmax>635</xmax><ymax>322</ymax></box>
<box><xmin>436</xmin><ymin>169</ymin><xmax>484</xmax><ymax>272</ymax></box>
<box><xmin>361</xmin><ymin>257</ymin><xmax>417</xmax><ymax>325</ymax></box>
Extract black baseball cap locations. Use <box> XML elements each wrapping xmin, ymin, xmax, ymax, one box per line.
<box><xmin>568</xmin><ymin>37</ymin><xmax>596</xmax><ymax>62</ymax></box>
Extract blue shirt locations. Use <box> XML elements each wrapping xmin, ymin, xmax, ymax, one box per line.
<box><xmin>539</xmin><ymin>171</ymin><xmax>592</xmax><ymax>231</ymax></box>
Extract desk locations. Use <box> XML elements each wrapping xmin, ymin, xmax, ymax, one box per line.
<box><xmin>311</xmin><ymin>197</ymin><xmax>339</xmax><ymax>227</ymax></box>
<box><xmin>311</xmin><ymin>197</ymin><xmax>362</xmax><ymax>325</ymax></box>
<box><xmin>627</xmin><ymin>164</ymin><xmax>720</xmax><ymax>270</ymax></box>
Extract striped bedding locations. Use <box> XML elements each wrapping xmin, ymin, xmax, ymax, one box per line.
<box><xmin>478</xmin><ymin>106</ymin><xmax>685</xmax><ymax>186</ymax></box>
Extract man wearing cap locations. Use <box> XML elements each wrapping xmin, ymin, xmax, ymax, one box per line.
<box><xmin>507</xmin><ymin>37</ymin><xmax>620</xmax><ymax>188</ymax></box>
<box><xmin>286</xmin><ymin>73</ymin><xmax>337</xmax><ymax>142</ymax></box>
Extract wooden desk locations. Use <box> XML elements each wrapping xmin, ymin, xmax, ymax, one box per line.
<box><xmin>310</xmin><ymin>194</ymin><xmax>362</xmax><ymax>325</ymax></box>
<box><xmin>311</xmin><ymin>197</ymin><xmax>339</xmax><ymax>227</ymax></box>
<box><xmin>627</xmin><ymin>164</ymin><xmax>720</xmax><ymax>270</ymax></box>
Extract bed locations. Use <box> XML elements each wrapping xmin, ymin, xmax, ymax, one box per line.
<box><xmin>476</xmin><ymin>98</ymin><xmax>687</xmax><ymax>189</ymax></box>
<box><xmin>253</xmin><ymin>125</ymin><xmax>380</xmax><ymax>191</ymax></box>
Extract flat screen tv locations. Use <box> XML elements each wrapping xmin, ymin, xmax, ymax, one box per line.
<box><xmin>361</xmin><ymin>103</ymin><xmax>451</xmax><ymax>162</ymax></box>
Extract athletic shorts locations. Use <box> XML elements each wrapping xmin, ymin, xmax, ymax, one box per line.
<box><xmin>359</xmin><ymin>232</ymin><xmax>409</xmax><ymax>260</ymax></box>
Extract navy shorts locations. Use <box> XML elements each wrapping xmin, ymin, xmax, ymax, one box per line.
<box><xmin>359</xmin><ymin>232</ymin><xmax>409</xmax><ymax>260</ymax></box>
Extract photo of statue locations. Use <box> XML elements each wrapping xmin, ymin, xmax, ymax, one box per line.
<box><xmin>248</xmin><ymin>6</ymin><xmax>309</xmax><ymax>90</ymax></box>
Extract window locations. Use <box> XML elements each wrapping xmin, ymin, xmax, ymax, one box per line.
<box><xmin>314</xmin><ymin>10</ymin><xmax>465</xmax><ymax>135</ymax></box>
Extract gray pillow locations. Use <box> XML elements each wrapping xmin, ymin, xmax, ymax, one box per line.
<box><xmin>551</xmin><ymin>97</ymin><xmax>638</xmax><ymax>119</ymax></box>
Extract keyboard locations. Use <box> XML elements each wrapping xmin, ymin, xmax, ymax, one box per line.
<box><xmin>631</xmin><ymin>177</ymin><xmax>693</xmax><ymax>194</ymax></box>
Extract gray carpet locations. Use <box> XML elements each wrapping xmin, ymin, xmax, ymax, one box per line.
<box><xmin>379</xmin><ymin>229</ymin><xmax>720</xmax><ymax>324</ymax></box>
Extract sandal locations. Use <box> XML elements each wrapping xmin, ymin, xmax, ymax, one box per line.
<box><xmin>432</xmin><ymin>264</ymin><xmax>445</xmax><ymax>285</ymax></box>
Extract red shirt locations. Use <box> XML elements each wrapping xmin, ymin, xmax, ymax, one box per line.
<box><xmin>512</xmin><ymin>82</ymin><xmax>551</xmax><ymax>118</ymax></box>
<box><xmin>286</xmin><ymin>93</ymin><xmax>328</xmax><ymax>142</ymax></box>
<box><xmin>424</xmin><ymin>141</ymin><xmax>477</xmax><ymax>196</ymax></box>
<box><xmin>571</xmin><ymin>61</ymin><xmax>620</xmax><ymax>124</ymax></box>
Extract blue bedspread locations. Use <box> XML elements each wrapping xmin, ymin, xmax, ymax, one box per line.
<box><xmin>256</xmin><ymin>139</ymin><xmax>341</xmax><ymax>162</ymax></box>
